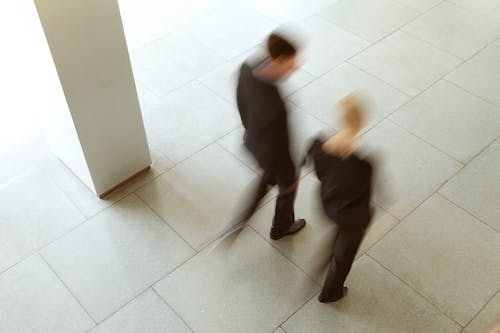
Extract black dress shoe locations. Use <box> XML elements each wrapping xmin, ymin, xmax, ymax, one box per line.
<box><xmin>318</xmin><ymin>287</ymin><xmax>348</xmax><ymax>303</ymax></box>
<box><xmin>270</xmin><ymin>219</ymin><xmax>306</xmax><ymax>240</ymax></box>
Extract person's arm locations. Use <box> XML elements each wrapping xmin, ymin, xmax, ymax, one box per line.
<box><xmin>236</xmin><ymin>86</ymin><xmax>248</xmax><ymax>128</ymax></box>
<box><xmin>236</xmin><ymin>65</ymin><xmax>250</xmax><ymax>131</ymax></box>
<box><xmin>301</xmin><ymin>138</ymin><xmax>322</xmax><ymax>168</ymax></box>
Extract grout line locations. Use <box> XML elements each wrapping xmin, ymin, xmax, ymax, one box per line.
<box><xmin>125</xmin><ymin>0</ymin><xmax>233</xmax><ymax>53</ymax></box>
<box><xmin>434</xmin><ymin>135</ymin><xmax>500</xmax><ymax>193</ymax></box>
<box><xmin>394</xmin><ymin>0</ymin><xmax>445</xmax><ymax>13</ymax></box>
<box><xmin>0</xmin><ymin>219</ymin><xmax>94</xmax><ymax>277</ymax></box>
<box><xmin>388</xmin><ymin>118</ymin><xmax>464</xmax><ymax>165</ymax></box>
<box><xmin>151</xmin><ymin>288</ymin><xmax>196</xmax><ymax>333</ymax></box>
<box><xmin>349</xmin><ymin>29</ymin><xmax>500</xmax><ymax>216</ymax></box>
<box><xmin>38</xmin><ymin>253</ymin><xmax>98</xmax><ymax>326</ymax></box>
<box><xmin>277</xmin><ymin>290</ymin><xmax>319</xmax><ymax>330</ymax></box>
<box><xmin>379</xmin><ymin>157</ymin><xmax>464</xmax><ymax>222</ymax></box>
<box><xmin>367</xmin><ymin>254</ymin><xmax>465</xmax><ymax>329</ymax></box>
<box><xmin>460</xmin><ymin>289</ymin><xmax>500</xmax><ymax>332</ymax></box>
<box><xmin>350</xmin><ymin>18</ymin><xmax>496</xmax><ymax>103</ymax></box>
<box><xmin>437</xmin><ymin>193</ymin><xmax>500</xmax><ymax>236</ymax></box>
<box><xmin>356</xmin><ymin>204</ymin><xmax>403</xmax><ymax>255</ymax></box>
<box><xmin>33</xmin><ymin>189</ymin><xmax>167</xmax><ymax>267</ymax></box>
<box><xmin>287</xmin><ymin>99</ymin><xmax>332</xmax><ymax>129</ymax></box>
<box><xmin>313</xmin><ymin>13</ymin><xmax>376</xmax><ymax>44</ymax></box>
<box><xmin>247</xmin><ymin>224</ymin><xmax>322</xmax><ymax>287</ymax></box>
<box><xmin>320</xmin><ymin>0</ymin><xmax>440</xmax><ymax>46</ymax></box>
<box><xmin>197</xmin><ymin>78</ymin><xmax>237</xmax><ymax>107</ymax></box>
<box><xmin>85</xmin><ymin>249</ymin><xmax>198</xmax><ymax>328</ymax></box>
<box><xmin>215</xmin><ymin>140</ymin><xmax>260</xmax><ymax>174</ymax></box>
<box><xmin>147</xmin><ymin>120</ymin><xmax>241</xmax><ymax>170</ymax></box>
<box><xmin>444</xmin><ymin>0</ymin><xmax>500</xmax><ymax>24</ymax></box>
<box><xmin>362</xmin><ymin>154</ymin><xmax>469</xmax><ymax>254</ymax></box>
<box><xmin>134</xmin><ymin>195</ymin><xmax>198</xmax><ymax>253</ymax></box>
<box><xmin>344</xmin><ymin>0</ymin><xmax>496</xmax><ymax>107</ymax></box>
<box><xmin>346</xmin><ymin>60</ymin><xmax>414</xmax><ymax>97</ymax></box>
<box><xmin>444</xmin><ymin>79</ymin><xmax>500</xmax><ymax>110</ymax></box>
<box><xmin>398</xmin><ymin>30</ymin><xmax>462</xmax><ymax>60</ymax></box>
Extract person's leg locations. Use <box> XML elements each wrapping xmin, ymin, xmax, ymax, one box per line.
<box><xmin>239</xmin><ymin>169</ymin><xmax>274</xmax><ymax>223</ymax></box>
<box><xmin>212</xmin><ymin>170</ymin><xmax>274</xmax><ymax>246</ymax></box>
<box><xmin>269</xmin><ymin>155</ymin><xmax>305</xmax><ymax>239</ymax></box>
<box><xmin>318</xmin><ymin>227</ymin><xmax>364</xmax><ymax>302</ymax></box>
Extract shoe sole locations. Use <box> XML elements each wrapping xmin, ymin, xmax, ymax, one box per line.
<box><xmin>270</xmin><ymin>221</ymin><xmax>306</xmax><ymax>240</ymax></box>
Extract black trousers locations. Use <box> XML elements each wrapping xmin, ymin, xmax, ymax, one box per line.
<box><xmin>240</xmin><ymin>155</ymin><xmax>297</xmax><ymax>233</ymax></box>
<box><xmin>319</xmin><ymin>227</ymin><xmax>365</xmax><ymax>300</ymax></box>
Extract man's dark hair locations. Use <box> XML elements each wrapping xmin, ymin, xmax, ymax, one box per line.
<box><xmin>267</xmin><ymin>33</ymin><xmax>297</xmax><ymax>60</ymax></box>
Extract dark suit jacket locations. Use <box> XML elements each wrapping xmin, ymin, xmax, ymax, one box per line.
<box><xmin>236</xmin><ymin>59</ymin><xmax>291</xmax><ymax>170</ymax></box>
<box><xmin>307</xmin><ymin>137</ymin><xmax>374</xmax><ymax>232</ymax></box>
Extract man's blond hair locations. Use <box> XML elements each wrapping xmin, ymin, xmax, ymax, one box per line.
<box><xmin>339</xmin><ymin>92</ymin><xmax>365</xmax><ymax>132</ymax></box>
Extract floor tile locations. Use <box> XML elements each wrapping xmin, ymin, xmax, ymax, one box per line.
<box><xmin>439</xmin><ymin>142</ymin><xmax>500</xmax><ymax>232</ymax></box>
<box><xmin>283</xmin><ymin>256</ymin><xmax>461</xmax><ymax>333</ymax></box>
<box><xmin>393</xmin><ymin>0</ymin><xmax>443</xmax><ymax>12</ymax></box>
<box><xmin>289</xmin><ymin>63</ymin><xmax>410</xmax><ymax>131</ymax></box>
<box><xmin>322</xmin><ymin>0</ymin><xmax>419</xmax><ymax>42</ymax></box>
<box><xmin>136</xmin><ymin>144</ymin><xmax>256</xmax><ymax>250</ymax></box>
<box><xmin>0</xmin><ymin>169</ymin><xmax>85</xmax><ymax>273</ymax></box>
<box><xmin>90</xmin><ymin>289</ymin><xmax>192</xmax><ymax>333</ymax></box>
<box><xmin>447</xmin><ymin>45</ymin><xmax>500</xmax><ymax>107</ymax></box>
<box><xmin>119</xmin><ymin>0</ymin><xmax>180</xmax><ymax>49</ymax></box>
<box><xmin>403</xmin><ymin>2</ymin><xmax>500</xmax><ymax>59</ymax></box>
<box><xmin>145</xmin><ymin>82</ymin><xmax>239</xmax><ymax>163</ymax></box>
<box><xmin>449</xmin><ymin>0</ymin><xmax>500</xmax><ymax>22</ymax></box>
<box><xmin>218</xmin><ymin>126</ymin><xmax>260</xmax><ymax>172</ymax></box>
<box><xmin>390</xmin><ymin>80</ymin><xmax>500</xmax><ymax>163</ymax></box>
<box><xmin>297</xmin><ymin>16</ymin><xmax>370</xmax><ymax>76</ymax></box>
<box><xmin>0</xmin><ymin>255</ymin><xmax>94</xmax><ymax>333</ymax></box>
<box><xmin>282</xmin><ymin>69</ymin><xmax>317</xmax><ymax>97</ymax></box>
<box><xmin>136</xmin><ymin>83</ymin><xmax>160</xmax><ymax>124</ymax></box>
<box><xmin>198</xmin><ymin>52</ymin><xmax>252</xmax><ymax>105</ymax></box>
<box><xmin>0</xmin><ymin>127</ymin><xmax>49</xmax><ymax>186</ymax></box>
<box><xmin>463</xmin><ymin>292</ymin><xmax>500</xmax><ymax>333</ymax></box>
<box><xmin>188</xmin><ymin>3</ymin><xmax>277</xmax><ymax>60</ymax></box>
<box><xmin>273</xmin><ymin>328</ymin><xmax>287</xmax><ymax>333</ymax></box>
<box><xmin>350</xmin><ymin>31</ymin><xmax>461</xmax><ymax>96</ymax></box>
<box><xmin>242</xmin><ymin>0</ymin><xmax>333</xmax><ymax>23</ymax></box>
<box><xmin>119</xmin><ymin>0</ymin><xmax>229</xmax><ymax>49</ymax></box>
<box><xmin>41</xmin><ymin>194</ymin><xmax>194</xmax><ymax>322</ymax></box>
<box><xmin>130</xmin><ymin>32</ymin><xmax>225</xmax><ymax>96</ymax></box>
<box><xmin>250</xmin><ymin>174</ymin><xmax>399</xmax><ymax>281</ymax></box>
<box><xmin>370</xmin><ymin>194</ymin><xmax>500</xmax><ymax>325</ymax></box>
<box><xmin>361</xmin><ymin>120</ymin><xmax>462</xmax><ymax>219</ymax></box>
<box><xmin>154</xmin><ymin>228</ymin><xmax>319</xmax><ymax>333</ymax></box>
<box><xmin>39</xmin><ymin>149</ymin><xmax>173</xmax><ymax>218</ymax></box>
<box><xmin>101</xmin><ymin>148</ymin><xmax>174</xmax><ymax>201</ymax></box>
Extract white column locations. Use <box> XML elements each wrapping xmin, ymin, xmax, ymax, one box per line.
<box><xmin>34</xmin><ymin>0</ymin><xmax>151</xmax><ymax>196</ymax></box>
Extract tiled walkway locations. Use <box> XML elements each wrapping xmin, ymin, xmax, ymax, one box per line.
<box><xmin>1</xmin><ymin>0</ymin><xmax>500</xmax><ymax>332</ymax></box>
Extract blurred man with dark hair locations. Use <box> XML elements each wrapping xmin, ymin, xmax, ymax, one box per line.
<box><xmin>234</xmin><ymin>31</ymin><xmax>306</xmax><ymax>240</ymax></box>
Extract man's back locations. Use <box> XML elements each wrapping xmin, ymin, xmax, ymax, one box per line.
<box><xmin>236</xmin><ymin>59</ymin><xmax>290</xmax><ymax>166</ymax></box>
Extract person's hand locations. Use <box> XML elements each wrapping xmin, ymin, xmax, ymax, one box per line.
<box><xmin>243</xmin><ymin>129</ymin><xmax>248</xmax><ymax>142</ymax></box>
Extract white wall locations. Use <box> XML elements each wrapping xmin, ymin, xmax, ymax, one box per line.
<box><xmin>34</xmin><ymin>0</ymin><xmax>151</xmax><ymax>195</ymax></box>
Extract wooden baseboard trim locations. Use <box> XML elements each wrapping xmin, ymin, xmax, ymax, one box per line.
<box><xmin>99</xmin><ymin>165</ymin><xmax>151</xmax><ymax>199</ymax></box>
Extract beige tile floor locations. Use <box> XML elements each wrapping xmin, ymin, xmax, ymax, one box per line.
<box><xmin>1</xmin><ymin>0</ymin><xmax>500</xmax><ymax>332</ymax></box>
